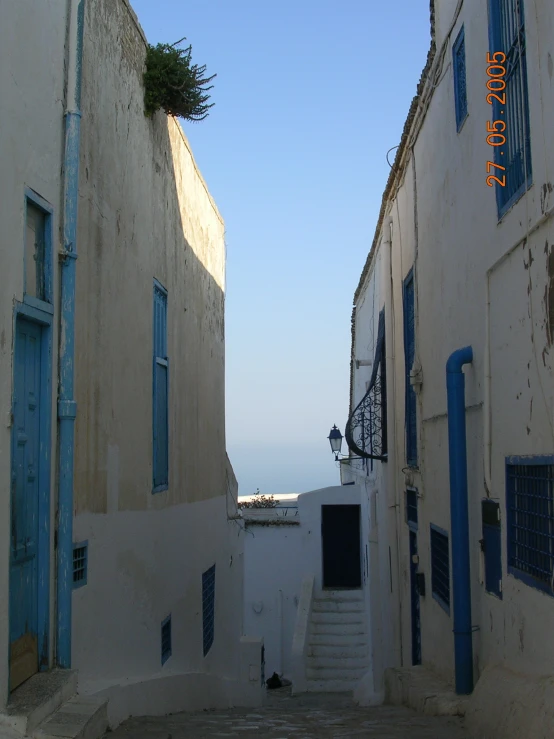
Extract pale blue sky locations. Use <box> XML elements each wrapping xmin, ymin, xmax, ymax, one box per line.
<box><xmin>130</xmin><ymin>0</ymin><xmax>431</xmax><ymax>495</ymax></box>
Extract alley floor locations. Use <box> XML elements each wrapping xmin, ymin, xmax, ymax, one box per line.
<box><xmin>107</xmin><ymin>687</ymin><xmax>471</xmax><ymax>738</ymax></box>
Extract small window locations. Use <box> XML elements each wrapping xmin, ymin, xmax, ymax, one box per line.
<box><xmin>482</xmin><ymin>499</ymin><xmax>502</xmax><ymax>597</ymax></box>
<box><xmin>202</xmin><ymin>564</ymin><xmax>216</xmax><ymax>656</ymax></box>
<box><xmin>161</xmin><ymin>615</ymin><xmax>172</xmax><ymax>665</ymax></box>
<box><xmin>72</xmin><ymin>542</ymin><xmax>88</xmax><ymax>589</ymax></box>
<box><xmin>453</xmin><ymin>27</ymin><xmax>468</xmax><ymax>130</ymax></box>
<box><xmin>430</xmin><ymin>525</ymin><xmax>450</xmax><ymax>613</ymax></box>
<box><xmin>406</xmin><ymin>488</ymin><xmax>418</xmax><ymax>529</ymax></box>
<box><xmin>153</xmin><ymin>281</ymin><xmax>168</xmax><ymax>492</ymax></box>
<box><xmin>24</xmin><ymin>190</ymin><xmax>53</xmax><ymax>304</ymax></box>
<box><xmin>506</xmin><ymin>457</ymin><xmax>554</xmax><ymax>595</ymax></box>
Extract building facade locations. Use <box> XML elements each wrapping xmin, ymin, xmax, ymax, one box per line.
<box><xmin>0</xmin><ymin>0</ymin><xmax>259</xmax><ymax>726</ymax></box>
<box><xmin>342</xmin><ymin>0</ymin><xmax>554</xmax><ymax>731</ymax></box>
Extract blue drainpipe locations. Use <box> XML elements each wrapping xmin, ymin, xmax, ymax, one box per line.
<box><xmin>446</xmin><ymin>346</ymin><xmax>474</xmax><ymax>695</ymax></box>
<box><xmin>57</xmin><ymin>0</ymin><xmax>85</xmax><ymax>668</ymax></box>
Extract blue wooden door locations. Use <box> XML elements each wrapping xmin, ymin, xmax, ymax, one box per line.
<box><xmin>10</xmin><ymin>319</ymin><xmax>42</xmax><ymax>691</ymax></box>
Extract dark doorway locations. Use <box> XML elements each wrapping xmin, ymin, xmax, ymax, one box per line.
<box><xmin>409</xmin><ymin>530</ymin><xmax>422</xmax><ymax>665</ymax></box>
<box><xmin>321</xmin><ymin>505</ymin><xmax>361</xmax><ymax>589</ymax></box>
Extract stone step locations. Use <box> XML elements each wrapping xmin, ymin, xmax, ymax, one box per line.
<box><xmin>308</xmin><ymin>644</ymin><xmax>369</xmax><ymax>659</ymax></box>
<box><xmin>309</xmin><ymin>633</ymin><xmax>368</xmax><ymax>647</ymax></box>
<box><xmin>315</xmin><ymin>590</ymin><xmax>364</xmax><ymax>602</ymax></box>
<box><xmin>0</xmin><ymin>670</ymin><xmax>78</xmax><ymax>736</ymax></box>
<box><xmin>34</xmin><ymin>695</ymin><xmax>108</xmax><ymax>739</ymax></box>
<box><xmin>307</xmin><ymin>666</ymin><xmax>366</xmax><ymax>681</ymax></box>
<box><xmin>307</xmin><ymin>655</ymin><xmax>368</xmax><ymax>670</ymax></box>
<box><xmin>312</xmin><ymin>600</ymin><xmax>365</xmax><ymax>614</ymax></box>
<box><xmin>311</xmin><ymin>621</ymin><xmax>366</xmax><ymax>637</ymax></box>
<box><xmin>311</xmin><ymin>611</ymin><xmax>364</xmax><ymax>625</ymax></box>
<box><xmin>306</xmin><ymin>677</ymin><xmax>360</xmax><ymax>693</ymax></box>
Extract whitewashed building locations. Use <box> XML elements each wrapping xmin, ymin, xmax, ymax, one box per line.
<box><xmin>0</xmin><ymin>0</ymin><xmax>262</xmax><ymax>733</ymax></box>
<box><xmin>342</xmin><ymin>0</ymin><xmax>554</xmax><ymax>735</ymax></box>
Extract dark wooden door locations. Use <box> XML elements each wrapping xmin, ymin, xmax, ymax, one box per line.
<box><xmin>321</xmin><ymin>504</ymin><xmax>361</xmax><ymax>588</ymax></box>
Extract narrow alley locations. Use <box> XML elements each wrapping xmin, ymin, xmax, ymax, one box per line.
<box><xmin>109</xmin><ymin>689</ymin><xmax>469</xmax><ymax>739</ymax></box>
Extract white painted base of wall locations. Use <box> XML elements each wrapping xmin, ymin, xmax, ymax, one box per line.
<box><xmin>81</xmin><ymin>671</ymin><xmax>265</xmax><ymax>729</ymax></box>
<box><xmin>353</xmin><ymin>670</ymin><xmax>384</xmax><ymax>707</ymax></box>
<box><xmin>465</xmin><ymin>665</ymin><xmax>554</xmax><ymax>739</ymax></box>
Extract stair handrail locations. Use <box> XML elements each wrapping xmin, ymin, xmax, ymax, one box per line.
<box><xmin>291</xmin><ymin>574</ymin><xmax>315</xmax><ymax>694</ymax></box>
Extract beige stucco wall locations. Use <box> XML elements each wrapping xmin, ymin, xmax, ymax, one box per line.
<box><xmin>74</xmin><ymin>0</ymin><xmax>226</xmax><ymax>514</ymax></box>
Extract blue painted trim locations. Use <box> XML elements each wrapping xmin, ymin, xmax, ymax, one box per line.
<box><xmin>13</xmin><ymin>301</ymin><xmax>53</xmax><ymax>672</ymax></box>
<box><xmin>24</xmin><ymin>296</ymin><xmax>54</xmax><ymax>315</ymax></box>
<box><xmin>506</xmin><ymin>454</ymin><xmax>554</xmax><ymax>465</ymax></box>
<box><xmin>72</xmin><ymin>540</ymin><xmax>88</xmax><ymax>589</ymax></box>
<box><xmin>24</xmin><ymin>188</ymin><xmax>54</xmax><ymax>305</ymax></box>
<box><xmin>403</xmin><ymin>269</ymin><xmax>417</xmax><ymax>467</ymax></box>
<box><xmin>452</xmin><ymin>26</ymin><xmax>468</xmax><ymax>132</ymax></box>
<box><xmin>57</xmin><ymin>1</ymin><xmax>86</xmax><ymax>667</ymax></box>
<box><xmin>153</xmin><ymin>280</ymin><xmax>169</xmax><ymax>493</ymax></box>
<box><xmin>446</xmin><ymin>346</ymin><xmax>473</xmax><ymax>695</ymax></box>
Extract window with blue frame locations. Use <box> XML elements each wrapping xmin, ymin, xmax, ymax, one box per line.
<box><xmin>430</xmin><ymin>524</ymin><xmax>450</xmax><ymax>613</ymax></box>
<box><xmin>403</xmin><ymin>270</ymin><xmax>417</xmax><ymax>467</ymax></box>
<box><xmin>453</xmin><ymin>26</ymin><xmax>468</xmax><ymax>130</ymax></box>
<box><xmin>153</xmin><ymin>281</ymin><xmax>168</xmax><ymax>492</ymax></box>
<box><xmin>506</xmin><ymin>457</ymin><xmax>554</xmax><ymax>596</ymax></box>
<box><xmin>488</xmin><ymin>0</ymin><xmax>532</xmax><ymax>216</ymax></box>
<box><xmin>24</xmin><ymin>189</ymin><xmax>53</xmax><ymax>305</ymax></box>
<box><xmin>202</xmin><ymin>564</ymin><xmax>216</xmax><ymax>656</ymax></box>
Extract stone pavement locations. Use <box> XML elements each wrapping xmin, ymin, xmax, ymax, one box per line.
<box><xmin>108</xmin><ymin>687</ymin><xmax>472</xmax><ymax>738</ymax></box>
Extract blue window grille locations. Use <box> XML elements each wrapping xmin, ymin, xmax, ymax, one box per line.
<box><xmin>72</xmin><ymin>541</ymin><xmax>88</xmax><ymax>589</ymax></box>
<box><xmin>202</xmin><ymin>564</ymin><xmax>216</xmax><ymax>656</ymax></box>
<box><xmin>161</xmin><ymin>614</ymin><xmax>172</xmax><ymax>665</ymax></box>
<box><xmin>482</xmin><ymin>499</ymin><xmax>502</xmax><ymax>597</ymax></box>
<box><xmin>406</xmin><ymin>488</ymin><xmax>418</xmax><ymax>529</ymax></box>
<box><xmin>488</xmin><ymin>0</ymin><xmax>532</xmax><ymax>216</ymax></box>
<box><xmin>453</xmin><ymin>26</ymin><xmax>468</xmax><ymax>130</ymax></box>
<box><xmin>430</xmin><ymin>525</ymin><xmax>450</xmax><ymax>613</ymax></box>
<box><xmin>403</xmin><ymin>271</ymin><xmax>417</xmax><ymax>467</ymax></box>
<box><xmin>153</xmin><ymin>280</ymin><xmax>168</xmax><ymax>492</ymax></box>
<box><xmin>506</xmin><ymin>457</ymin><xmax>554</xmax><ymax>596</ymax></box>
<box><xmin>24</xmin><ymin>189</ymin><xmax>54</xmax><ymax>307</ymax></box>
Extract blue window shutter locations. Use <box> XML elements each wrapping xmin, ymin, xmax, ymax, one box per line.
<box><xmin>430</xmin><ymin>524</ymin><xmax>450</xmax><ymax>613</ymax></box>
<box><xmin>202</xmin><ymin>564</ymin><xmax>216</xmax><ymax>656</ymax></box>
<box><xmin>153</xmin><ymin>281</ymin><xmax>168</xmax><ymax>492</ymax></box>
<box><xmin>453</xmin><ymin>27</ymin><xmax>468</xmax><ymax>130</ymax></box>
<box><xmin>482</xmin><ymin>500</ymin><xmax>502</xmax><ymax>597</ymax></box>
<box><xmin>488</xmin><ymin>0</ymin><xmax>532</xmax><ymax>216</ymax></box>
<box><xmin>403</xmin><ymin>270</ymin><xmax>417</xmax><ymax>467</ymax></box>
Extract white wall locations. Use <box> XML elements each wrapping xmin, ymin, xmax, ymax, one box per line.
<box><xmin>349</xmin><ymin>0</ymin><xmax>554</xmax><ymax>693</ymax></box>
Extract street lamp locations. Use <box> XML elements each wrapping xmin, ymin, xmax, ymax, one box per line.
<box><xmin>328</xmin><ymin>425</ymin><xmax>343</xmax><ymax>461</ymax></box>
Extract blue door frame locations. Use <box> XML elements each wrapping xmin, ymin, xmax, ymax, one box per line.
<box><xmin>9</xmin><ymin>304</ymin><xmax>53</xmax><ymax>693</ymax></box>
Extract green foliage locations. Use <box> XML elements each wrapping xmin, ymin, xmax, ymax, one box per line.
<box><xmin>143</xmin><ymin>37</ymin><xmax>216</xmax><ymax>121</ymax></box>
<box><xmin>238</xmin><ymin>489</ymin><xmax>278</xmax><ymax>509</ymax></box>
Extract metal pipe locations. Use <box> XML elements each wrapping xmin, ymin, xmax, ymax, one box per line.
<box><xmin>446</xmin><ymin>346</ymin><xmax>474</xmax><ymax>694</ymax></box>
<box><xmin>57</xmin><ymin>0</ymin><xmax>85</xmax><ymax>668</ymax></box>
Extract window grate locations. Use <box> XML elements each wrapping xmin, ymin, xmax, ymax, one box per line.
<box><xmin>430</xmin><ymin>525</ymin><xmax>450</xmax><ymax>613</ymax></box>
<box><xmin>202</xmin><ymin>564</ymin><xmax>216</xmax><ymax>656</ymax></box>
<box><xmin>161</xmin><ymin>615</ymin><xmax>172</xmax><ymax>665</ymax></box>
<box><xmin>403</xmin><ymin>271</ymin><xmax>417</xmax><ymax>467</ymax></box>
<box><xmin>406</xmin><ymin>488</ymin><xmax>418</xmax><ymax>528</ymax></box>
<box><xmin>453</xmin><ymin>26</ymin><xmax>468</xmax><ymax>130</ymax></box>
<box><xmin>72</xmin><ymin>542</ymin><xmax>88</xmax><ymax>588</ymax></box>
<box><xmin>506</xmin><ymin>458</ymin><xmax>554</xmax><ymax>595</ymax></box>
<box><xmin>489</xmin><ymin>0</ymin><xmax>532</xmax><ymax>215</ymax></box>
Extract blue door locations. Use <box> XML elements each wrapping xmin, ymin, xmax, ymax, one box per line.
<box><xmin>10</xmin><ymin>319</ymin><xmax>42</xmax><ymax>690</ymax></box>
<box><xmin>409</xmin><ymin>530</ymin><xmax>422</xmax><ymax>665</ymax></box>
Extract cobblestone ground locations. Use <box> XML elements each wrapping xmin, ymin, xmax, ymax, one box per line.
<box><xmin>109</xmin><ymin>687</ymin><xmax>471</xmax><ymax>738</ymax></box>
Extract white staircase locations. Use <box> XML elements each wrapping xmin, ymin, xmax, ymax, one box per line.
<box><xmin>306</xmin><ymin>590</ymin><xmax>369</xmax><ymax>692</ymax></box>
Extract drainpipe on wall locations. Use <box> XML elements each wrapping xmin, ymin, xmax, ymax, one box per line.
<box><xmin>57</xmin><ymin>0</ymin><xmax>85</xmax><ymax>668</ymax></box>
<box><xmin>446</xmin><ymin>346</ymin><xmax>473</xmax><ymax>695</ymax></box>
